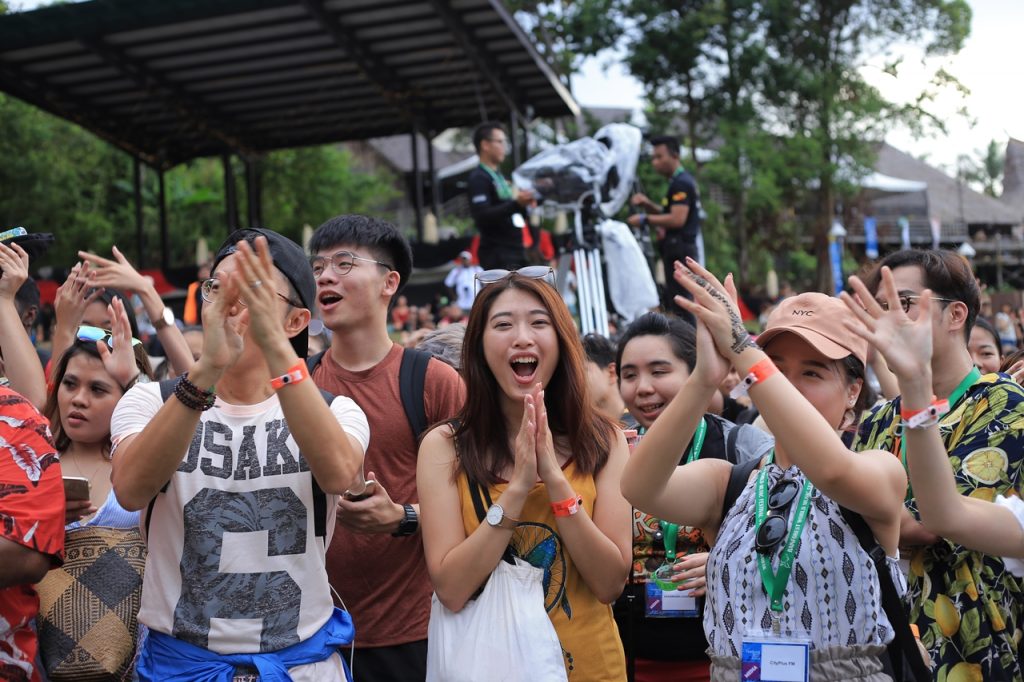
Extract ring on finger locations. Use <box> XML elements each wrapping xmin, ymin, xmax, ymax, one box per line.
<box><xmin>250</xmin><ymin>279</ymin><xmax>263</xmax><ymax>288</ymax></box>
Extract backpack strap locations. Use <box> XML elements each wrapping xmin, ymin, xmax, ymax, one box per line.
<box><xmin>724</xmin><ymin>421</ymin><xmax>741</xmax><ymax>464</ymax></box>
<box><xmin>148</xmin><ymin>379</ymin><xmax>333</xmax><ymax>543</ymax></box>
<box><xmin>720</xmin><ymin>455</ymin><xmax>761</xmax><ymax>522</ymax></box>
<box><xmin>399</xmin><ymin>348</ymin><xmax>431</xmax><ymax>441</ymax></box>
<box><xmin>305</xmin><ymin>350</ymin><xmax>326</xmax><ymax>374</ymax></box>
<box><xmin>839</xmin><ymin>506</ymin><xmax>930</xmax><ymax>682</ymax></box>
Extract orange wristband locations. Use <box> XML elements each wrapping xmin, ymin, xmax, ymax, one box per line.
<box><xmin>729</xmin><ymin>357</ymin><xmax>778</xmax><ymax>399</ymax></box>
<box><xmin>551</xmin><ymin>495</ymin><xmax>583</xmax><ymax>517</ymax></box>
<box><xmin>270</xmin><ymin>361</ymin><xmax>309</xmax><ymax>390</ymax></box>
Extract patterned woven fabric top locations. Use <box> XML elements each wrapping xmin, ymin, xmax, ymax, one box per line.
<box><xmin>705</xmin><ymin>463</ymin><xmax>900</xmax><ymax>658</ymax></box>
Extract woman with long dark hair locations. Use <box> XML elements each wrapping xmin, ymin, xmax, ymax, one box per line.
<box><xmin>418</xmin><ymin>270</ymin><xmax>631</xmax><ymax>680</ymax></box>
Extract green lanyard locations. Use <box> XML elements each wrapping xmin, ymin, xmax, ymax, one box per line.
<box><xmin>655</xmin><ymin>417</ymin><xmax>708</xmax><ymax>559</ymax></box>
<box><xmin>755</xmin><ymin>452</ymin><xmax>815</xmax><ymax>620</ymax></box>
<box><xmin>899</xmin><ymin>366</ymin><xmax>980</xmax><ymax>501</ymax></box>
<box><xmin>480</xmin><ymin>164</ymin><xmax>513</xmax><ymax>200</ymax></box>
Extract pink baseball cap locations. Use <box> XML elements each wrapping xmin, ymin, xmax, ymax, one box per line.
<box><xmin>758</xmin><ymin>292</ymin><xmax>867</xmax><ymax>365</ymax></box>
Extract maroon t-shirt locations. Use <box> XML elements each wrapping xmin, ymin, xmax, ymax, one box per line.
<box><xmin>313</xmin><ymin>343</ymin><xmax>465</xmax><ymax>647</ymax></box>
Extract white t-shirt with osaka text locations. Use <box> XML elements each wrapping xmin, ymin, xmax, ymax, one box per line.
<box><xmin>110</xmin><ymin>383</ymin><xmax>369</xmax><ymax>658</ymax></box>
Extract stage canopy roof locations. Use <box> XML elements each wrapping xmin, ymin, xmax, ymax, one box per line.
<box><xmin>0</xmin><ymin>0</ymin><xmax>578</xmax><ymax>169</ymax></box>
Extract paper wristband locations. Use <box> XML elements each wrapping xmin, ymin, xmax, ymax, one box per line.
<box><xmin>551</xmin><ymin>495</ymin><xmax>583</xmax><ymax>517</ymax></box>
<box><xmin>270</xmin><ymin>362</ymin><xmax>309</xmax><ymax>391</ymax></box>
<box><xmin>901</xmin><ymin>398</ymin><xmax>949</xmax><ymax>429</ymax></box>
<box><xmin>729</xmin><ymin>357</ymin><xmax>778</xmax><ymax>400</ymax></box>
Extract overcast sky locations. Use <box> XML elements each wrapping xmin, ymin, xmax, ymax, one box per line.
<box><xmin>573</xmin><ymin>0</ymin><xmax>1023</xmax><ymax>174</ymax></box>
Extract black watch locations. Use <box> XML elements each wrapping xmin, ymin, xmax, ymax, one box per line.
<box><xmin>392</xmin><ymin>503</ymin><xmax>418</xmax><ymax>537</ymax></box>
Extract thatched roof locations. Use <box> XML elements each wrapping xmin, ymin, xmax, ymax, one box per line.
<box><xmin>872</xmin><ymin>143</ymin><xmax>1021</xmax><ymax>226</ymax></box>
<box><xmin>1002</xmin><ymin>138</ymin><xmax>1024</xmax><ymax>218</ymax></box>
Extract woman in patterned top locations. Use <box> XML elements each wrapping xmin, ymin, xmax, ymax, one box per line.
<box><xmin>622</xmin><ymin>259</ymin><xmax>908</xmax><ymax>681</ymax></box>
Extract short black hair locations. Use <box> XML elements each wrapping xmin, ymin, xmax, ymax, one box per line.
<box><xmin>649</xmin><ymin>135</ymin><xmax>680</xmax><ymax>157</ymax></box>
<box><xmin>581</xmin><ymin>333</ymin><xmax>616</xmax><ymax>369</ymax></box>
<box><xmin>309</xmin><ymin>214</ymin><xmax>414</xmax><ymax>296</ymax></box>
<box><xmin>14</xmin><ymin>276</ymin><xmax>39</xmax><ymax>317</ymax></box>
<box><xmin>95</xmin><ymin>288</ymin><xmax>141</xmax><ymax>339</ymax></box>
<box><xmin>473</xmin><ymin>122</ymin><xmax>505</xmax><ymax>153</ymax></box>
<box><xmin>615</xmin><ymin>312</ymin><xmax>696</xmax><ymax>377</ymax></box>
<box><xmin>865</xmin><ymin>249</ymin><xmax>979</xmax><ymax>342</ymax></box>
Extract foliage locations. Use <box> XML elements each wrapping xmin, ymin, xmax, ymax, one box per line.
<box><xmin>961</xmin><ymin>140</ymin><xmax>1004</xmax><ymax>198</ymax></box>
<box><xmin>0</xmin><ymin>92</ymin><xmax>400</xmax><ymax>272</ymax></box>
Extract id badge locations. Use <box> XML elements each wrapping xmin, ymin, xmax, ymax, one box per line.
<box><xmin>740</xmin><ymin>633</ymin><xmax>810</xmax><ymax>682</ymax></box>
<box><xmin>511</xmin><ymin>213</ymin><xmax>526</xmax><ymax>229</ymax></box>
<box><xmin>644</xmin><ymin>580</ymin><xmax>698</xmax><ymax>618</ymax></box>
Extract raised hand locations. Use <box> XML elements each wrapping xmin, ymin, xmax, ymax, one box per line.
<box><xmin>840</xmin><ymin>267</ymin><xmax>933</xmax><ymax>383</ymax></box>
<box><xmin>671</xmin><ymin>258</ymin><xmax>756</xmax><ymax>361</ymax></box>
<box><xmin>510</xmin><ymin>392</ymin><xmax>539</xmax><ymax>491</ymax></box>
<box><xmin>54</xmin><ymin>262</ymin><xmax>103</xmax><ymax>330</ymax></box>
<box><xmin>233</xmin><ymin>237</ymin><xmax>290</xmax><ymax>353</ymax></box>
<box><xmin>198</xmin><ymin>267</ymin><xmax>243</xmax><ymax>374</ymax></box>
<box><xmin>533</xmin><ymin>384</ymin><xmax>560</xmax><ymax>483</ymax></box>
<box><xmin>78</xmin><ymin>246</ymin><xmax>149</xmax><ymax>293</ymax></box>
<box><xmin>95</xmin><ymin>297</ymin><xmax>139</xmax><ymax>390</ymax></box>
<box><xmin>692</xmin><ymin>317</ymin><xmax>731</xmax><ymax>390</ymax></box>
<box><xmin>0</xmin><ymin>241</ymin><xmax>30</xmax><ymax>300</ymax></box>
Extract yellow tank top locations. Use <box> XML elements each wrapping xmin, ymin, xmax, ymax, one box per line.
<box><xmin>457</xmin><ymin>460</ymin><xmax>627</xmax><ymax>681</ymax></box>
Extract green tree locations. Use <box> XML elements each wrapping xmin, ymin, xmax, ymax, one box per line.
<box><xmin>961</xmin><ymin>139</ymin><xmax>1004</xmax><ymax>198</ymax></box>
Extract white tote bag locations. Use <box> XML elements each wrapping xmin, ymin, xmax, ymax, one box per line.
<box><xmin>426</xmin><ymin>557</ymin><xmax>568</xmax><ymax>682</ymax></box>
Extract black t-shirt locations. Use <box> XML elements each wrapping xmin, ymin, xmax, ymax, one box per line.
<box><xmin>661</xmin><ymin>169</ymin><xmax>702</xmax><ymax>242</ymax></box>
<box><xmin>466</xmin><ymin>165</ymin><xmax>528</xmax><ymax>270</ymax></box>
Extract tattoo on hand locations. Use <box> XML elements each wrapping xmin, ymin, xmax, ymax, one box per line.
<box><xmin>697</xmin><ymin>276</ymin><xmax>759</xmax><ymax>355</ymax></box>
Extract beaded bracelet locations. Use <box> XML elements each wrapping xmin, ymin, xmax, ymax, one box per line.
<box><xmin>174</xmin><ymin>373</ymin><xmax>216</xmax><ymax>412</ymax></box>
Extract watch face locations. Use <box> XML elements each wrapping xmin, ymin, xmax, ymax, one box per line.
<box><xmin>486</xmin><ymin>505</ymin><xmax>503</xmax><ymax>526</ymax></box>
<box><xmin>162</xmin><ymin>307</ymin><xmax>174</xmax><ymax>326</ymax></box>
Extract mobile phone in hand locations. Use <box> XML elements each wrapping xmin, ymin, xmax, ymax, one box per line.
<box><xmin>63</xmin><ymin>476</ymin><xmax>91</xmax><ymax>501</ymax></box>
<box><xmin>343</xmin><ymin>479</ymin><xmax>376</xmax><ymax>501</ymax></box>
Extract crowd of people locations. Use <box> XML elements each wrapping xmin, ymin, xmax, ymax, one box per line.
<box><xmin>1</xmin><ymin>136</ymin><xmax>1024</xmax><ymax>682</ymax></box>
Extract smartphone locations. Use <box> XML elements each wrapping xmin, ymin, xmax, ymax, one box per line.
<box><xmin>63</xmin><ymin>476</ymin><xmax>91</xmax><ymax>501</ymax></box>
<box><xmin>343</xmin><ymin>479</ymin><xmax>376</xmax><ymax>502</ymax></box>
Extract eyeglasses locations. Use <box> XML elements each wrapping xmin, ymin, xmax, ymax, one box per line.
<box><xmin>309</xmin><ymin>251</ymin><xmax>393</xmax><ymax>279</ymax></box>
<box><xmin>878</xmin><ymin>294</ymin><xmax>958</xmax><ymax>314</ymax></box>
<box><xmin>76</xmin><ymin>325</ymin><xmax>143</xmax><ymax>349</ymax></box>
<box><xmin>474</xmin><ymin>266</ymin><xmax>555</xmax><ymax>293</ymax></box>
<box><xmin>755</xmin><ymin>477</ymin><xmax>800</xmax><ymax>555</ymax></box>
<box><xmin>201</xmin><ymin>278</ymin><xmax>302</xmax><ymax>308</ymax></box>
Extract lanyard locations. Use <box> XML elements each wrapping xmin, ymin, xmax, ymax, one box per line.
<box><xmin>898</xmin><ymin>366</ymin><xmax>980</xmax><ymax>500</ymax></box>
<box><xmin>479</xmin><ymin>164</ymin><xmax>513</xmax><ymax>200</ymax></box>
<box><xmin>655</xmin><ymin>417</ymin><xmax>708</xmax><ymax>560</ymax></box>
<box><xmin>755</xmin><ymin>452</ymin><xmax>815</xmax><ymax>618</ymax></box>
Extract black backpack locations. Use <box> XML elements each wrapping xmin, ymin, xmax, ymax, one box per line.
<box><xmin>720</xmin><ymin>459</ymin><xmax>930</xmax><ymax>682</ymax></box>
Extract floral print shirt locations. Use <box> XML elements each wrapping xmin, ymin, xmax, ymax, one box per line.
<box><xmin>854</xmin><ymin>372</ymin><xmax>1024</xmax><ymax>681</ymax></box>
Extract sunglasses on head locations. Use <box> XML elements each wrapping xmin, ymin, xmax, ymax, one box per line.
<box><xmin>755</xmin><ymin>477</ymin><xmax>801</xmax><ymax>554</ymax></box>
<box><xmin>474</xmin><ymin>266</ymin><xmax>555</xmax><ymax>293</ymax></box>
<box><xmin>76</xmin><ymin>325</ymin><xmax>143</xmax><ymax>349</ymax></box>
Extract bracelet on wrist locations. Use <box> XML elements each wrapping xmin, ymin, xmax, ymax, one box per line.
<box><xmin>270</xmin><ymin>361</ymin><xmax>309</xmax><ymax>391</ymax></box>
<box><xmin>551</xmin><ymin>494</ymin><xmax>583</xmax><ymax>518</ymax></box>
<box><xmin>174</xmin><ymin>373</ymin><xmax>216</xmax><ymax>412</ymax></box>
<box><xmin>730</xmin><ymin>357</ymin><xmax>778</xmax><ymax>399</ymax></box>
<box><xmin>901</xmin><ymin>396</ymin><xmax>949</xmax><ymax>430</ymax></box>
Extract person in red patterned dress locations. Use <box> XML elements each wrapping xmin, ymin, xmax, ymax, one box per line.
<box><xmin>0</xmin><ymin>386</ymin><xmax>64</xmax><ymax>682</ymax></box>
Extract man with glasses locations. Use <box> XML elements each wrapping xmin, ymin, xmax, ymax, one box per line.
<box><xmin>110</xmin><ymin>228</ymin><xmax>370</xmax><ymax>680</ymax></box>
<box><xmin>852</xmin><ymin>248</ymin><xmax>1024</xmax><ymax>681</ymax></box>
<box><xmin>467</xmin><ymin>121</ymin><xmax>537</xmax><ymax>271</ymax></box>
<box><xmin>308</xmin><ymin>214</ymin><xmax>465</xmax><ymax>682</ymax></box>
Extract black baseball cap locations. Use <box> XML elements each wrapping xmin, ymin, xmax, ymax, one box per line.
<box><xmin>212</xmin><ymin>228</ymin><xmax>315</xmax><ymax>357</ymax></box>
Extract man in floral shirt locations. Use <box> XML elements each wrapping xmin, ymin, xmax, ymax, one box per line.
<box><xmin>854</xmin><ymin>249</ymin><xmax>1024</xmax><ymax>681</ymax></box>
<box><xmin>0</xmin><ymin>387</ymin><xmax>64</xmax><ymax>682</ymax></box>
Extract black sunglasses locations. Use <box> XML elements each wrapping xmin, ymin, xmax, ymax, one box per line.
<box><xmin>755</xmin><ymin>478</ymin><xmax>800</xmax><ymax>555</ymax></box>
